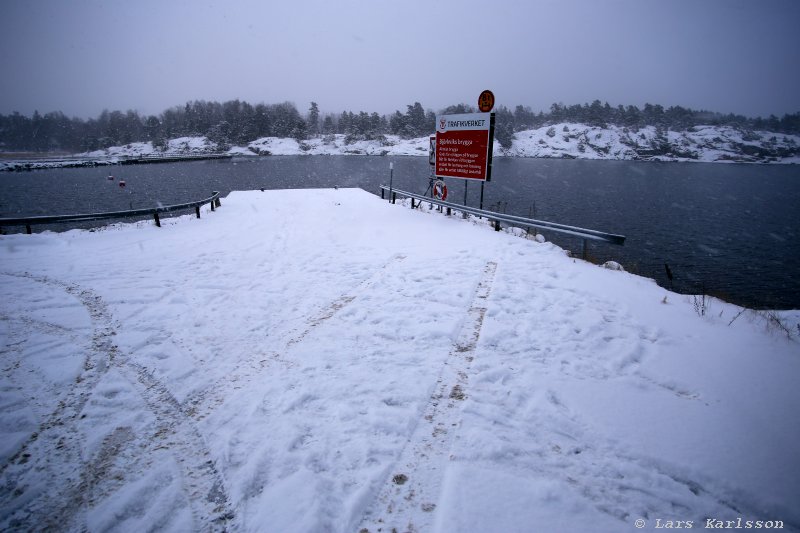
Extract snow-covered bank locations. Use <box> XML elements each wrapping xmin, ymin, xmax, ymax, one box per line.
<box><xmin>0</xmin><ymin>137</ymin><xmax>226</xmax><ymax>171</ymax></box>
<box><xmin>235</xmin><ymin>124</ymin><xmax>800</xmax><ymax>163</ymax></box>
<box><xmin>2</xmin><ymin>123</ymin><xmax>798</xmax><ymax>171</ymax></box>
<box><xmin>507</xmin><ymin>123</ymin><xmax>800</xmax><ymax>163</ymax></box>
<box><xmin>231</xmin><ymin>134</ymin><xmax>431</xmax><ymax>157</ymax></box>
<box><xmin>1</xmin><ymin>189</ymin><xmax>799</xmax><ymax>532</ymax></box>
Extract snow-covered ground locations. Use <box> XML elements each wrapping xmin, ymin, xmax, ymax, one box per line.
<box><xmin>1</xmin><ymin>189</ymin><xmax>798</xmax><ymax>532</ymax></box>
<box><xmin>508</xmin><ymin>123</ymin><xmax>800</xmax><ymax>163</ymax></box>
<box><xmin>81</xmin><ymin>136</ymin><xmax>219</xmax><ymax>159</ymax></box>
<box><xmin>2</xmin><ymin>124</ymin><xmax>798</xmax><ymax>171</ymax></box>
<box><xmin>231</xmin><ymin>134</ymin><xmax>432</xmax><ymax>157</ymax></box>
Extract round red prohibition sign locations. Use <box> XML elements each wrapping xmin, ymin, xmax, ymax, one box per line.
<box><xmin>478</xmin><ymin>90</ymin><xmax>495</xmax><ymax>112</ymax></box>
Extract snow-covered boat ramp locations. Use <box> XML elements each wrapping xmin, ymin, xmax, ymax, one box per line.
<box><xmin>1</xmin><ymin>189</ymin><xmax>798</xmax><ymax>532</ymax></box>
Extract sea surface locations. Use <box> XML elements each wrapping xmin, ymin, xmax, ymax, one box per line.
<box><xmin>1</xmin><ymin>156</ymin><xmax>798</xmax><ymax>309</ymax></box>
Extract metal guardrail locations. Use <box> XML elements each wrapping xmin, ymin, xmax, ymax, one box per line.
<box><xmin>380</xmin><ymin>186</ymin><xmax>625</xmax><ymax>253</ymax></box>
<box><xmin>0</xmin><ymin>191</ymin><xmax>221</xmax><ymax>234</ymax></box>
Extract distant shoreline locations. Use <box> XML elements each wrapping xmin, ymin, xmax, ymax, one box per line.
<box><xmin>3</xmin><ymin>123</ymin><xmax>799</xmax><ymax>171</ymax></box>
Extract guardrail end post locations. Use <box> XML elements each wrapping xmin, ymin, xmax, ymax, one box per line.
<box><xmin>154</xmin><ymin>213</ymin><xmax>161</xmax><ymax>227</ymax></box>
<box><xmin>195</xmin><ymin>206</ymin><xmax>201</xmax><ymax>219</ymax></box>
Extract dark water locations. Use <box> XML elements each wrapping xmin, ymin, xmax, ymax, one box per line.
<box><xmin>1</xmin><ymin>156</ymin><xmax>798</xmax><ymax>309</ymax></box>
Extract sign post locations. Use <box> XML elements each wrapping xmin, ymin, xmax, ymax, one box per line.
<box><xmin>476</xmin><ymin>91</ymin><xmax>495</xmax><ymax>209</ymax></box>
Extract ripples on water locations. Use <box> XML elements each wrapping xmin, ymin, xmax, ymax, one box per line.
<box><xmin>1</xmin><ymin>156</ymin><xmax>798</xmax><ymax>309</ymax></box>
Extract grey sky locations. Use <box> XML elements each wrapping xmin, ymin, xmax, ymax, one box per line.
<box><xmin>1</xmin><ymin>0</ymin><xmax>798</xmax><ymax>119</ymax></box>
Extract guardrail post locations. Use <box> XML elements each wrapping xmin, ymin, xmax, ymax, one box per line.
<box><xmin>381</xmin><ymin>188</ymin><xmax>385</xmax><ymax>200</ymax></box>
<box><xmin>210</xmin><ymin>200</ymin><xmax>215</xmax><ymax>212</ymax></box>
<box><xmin>494</xmin><ymin>220</ymin><xmax>501</xmax><ymax>231</ymax></box>
<box><xmin>195</xmin><ymin>206</ymin><xmax>201</xmax><ymax>219</ymax></box>
<box><xmin>392</xmin><ymin>192</ymin><xmax>396</xmax><ymax>205</ymax></box>
<box><xmin>447</xmin><ymin>207</ymin><xmax>451</xmax><ymax>216</ymax></box>
<box><xmin>411</xmin><ymin>198</ymin><xmax>415</xmax><ymax>209</ymax></box>
<box><xmin>26</xmin><ymin>224</ymin><xmax>32</xmax><ymax>234</ymax></box>
<box><xmin>215</xmin><ymin>198</ymin><xmax>221</xmax><ymax>208</ymax></box>
<box><xmin>581</xmin><ymin>239</ymin><xmax>587</xmax><ymax>260</ymax></box>
<box><xmin>154</xmin><ymin>213</ymin><xmax>161</xmax><ymax>227</ymax></box>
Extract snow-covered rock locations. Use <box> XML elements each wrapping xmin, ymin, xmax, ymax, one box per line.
<box><xmin>504</xmin><ymin>123</ymin><xmax>800</xmax><ymax>163</ymax></box>
<box><xmin>602</xmin><ymin>260</ymin><xmax>625</xmax><ymax>271</ymax></box>
<box><xmin>232</xmin><ymin>125</ymin><xmax>799</xmax><ymax>163</ymax></box>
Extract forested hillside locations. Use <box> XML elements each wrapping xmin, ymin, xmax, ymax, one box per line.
<box><xmin>2</xmin><ymin>99</ymin><xmax>799</xmax><ymax>154</ymax></box>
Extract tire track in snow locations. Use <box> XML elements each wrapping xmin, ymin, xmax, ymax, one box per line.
<box><xmin>0</xmin><ymin>272</ymin><xmax>120</xmax><ymax>530</ymax></box>
<box><xmin>0</xmin><ymin>311</ymin><xmax>88</xmax><ymax>429</ymax></box>
<box><xmin>0</xmin><ymin>273</ymin><xmax>234</xmax><ymax>531</ymax></box>
<box><xmin>182</xmin><ymin>252</ymin><xmax>407</xmax><ymax>419</ymax></box>
<box><xmin>0</xmin><ymin>273</ymin><xmax>113</xmax><ymax>477</ymax></box>
<box><xmin>357</xmin><ymin>260</ymin><xmax>497</xmax><ymax>533</ymax></box>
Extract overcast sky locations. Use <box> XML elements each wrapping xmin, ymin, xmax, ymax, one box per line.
<box><xmin>1</xmin><ymin>0</ymin><xmax>799</xmax><ymax>120</ymax></box>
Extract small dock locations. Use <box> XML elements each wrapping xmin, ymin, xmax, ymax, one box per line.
<box><xmin>1</xmin><ymin>153</ymin><xmax>232</xmax><ymax>172</ymax></box>
<box><xmin>118</xmin><ymin>154</ymin><xmax>233</xmax><ymax>165</ymax></box>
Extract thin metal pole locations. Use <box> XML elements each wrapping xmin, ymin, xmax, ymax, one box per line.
<box><xmin>463</xmin><ymin>181</ymin><xmax>469</xmax><ymax>219</ymax></box>
<box><xmin>388</xmin><ymin>162</ymin><xmax>394</xmax><ymax>201</ymax></box>
<box><xmin>480</xmin><ymin>182</ymin><xmax>485</xmax><ymax>210</ymax></box>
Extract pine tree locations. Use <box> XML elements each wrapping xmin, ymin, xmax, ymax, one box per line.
<box><xmin>494</xmin><ymin>106</ymin><xmax>515</xmax><ymax>149</ymax></box>
<box><xmin>307</xmin><ymin>102</ymin><xmax>319</xmax><ymax>137</ymax></box>
<box><xmin>322</xmin><ymin>115</ymin><xmax>335</xmax><ymax>134</ymax></box>
<box><xmin>404</xmin><ymin>102</ymin><xmax>427</xmax><ymax>138</ymax></box>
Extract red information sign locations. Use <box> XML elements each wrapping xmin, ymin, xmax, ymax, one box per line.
<box><xmin>435</xmin><ymin>112</ymin><xmax>495</xmax><ymax>181</ymax></box>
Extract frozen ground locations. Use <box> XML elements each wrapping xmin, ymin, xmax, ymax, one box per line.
<box><xmin>1</xmin><ymin>189</ymin><xmax>798</xmax><ymax>532</ymax></box>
